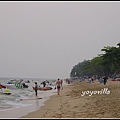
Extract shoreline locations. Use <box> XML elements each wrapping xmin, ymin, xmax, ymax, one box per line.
<box><xmin>21</xmin><ymin>83</ymin><xmax>72</xmax><ymax>118</ymax></box>
<box><xmin>0</xmin><ymin>80</ymin><xmax>67</xmax><ymax>118</ymax></box>
<box><xmin>21</xmin><ymin>80</ymin><xmax>120</xmax><ymax>118</ymax></box>
<box><xmin>0</xmin><ymin>86</ymin><xmax>57</xmax><ymax>118</ymax></box>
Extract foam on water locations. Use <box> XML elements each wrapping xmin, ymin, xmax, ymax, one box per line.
<box><xmin>0</xmin><ymin>100</ymin><xmax>32</xmax><ymax>112</ymax></box>
<box><xmin>0</xmin><ymin>78</ymin><xmax>67</xmax><ymax>118</ymax></box>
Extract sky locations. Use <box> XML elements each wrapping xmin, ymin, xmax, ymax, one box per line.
<box><xmin>0</xmin><ymin>1</ymin><xmax>120</xmax><ymax>79</ymax></box>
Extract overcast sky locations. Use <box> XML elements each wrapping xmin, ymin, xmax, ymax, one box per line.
<box><xmin>0</xmin><ymin>1</ymin><xmax>120</xmax><ymax>79</ymax></box>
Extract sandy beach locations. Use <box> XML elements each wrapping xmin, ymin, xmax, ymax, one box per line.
<box><xmin>20</xmin><ymin>79</ymin><xmax>120</xmax><ymax>119</ymax></box>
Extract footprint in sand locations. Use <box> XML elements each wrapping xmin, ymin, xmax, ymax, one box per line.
<box><xmin>73</xmin><ymin>105</ymin><xmax>78</xmax><ymax>108</ymax></box>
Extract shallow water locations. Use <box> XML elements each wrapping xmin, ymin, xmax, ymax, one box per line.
<box><xmin>0</xmin><ymin>77</ymin><xmax>67</xmax><ymax>118</ymax></box>
<box><xmin>0</xmin><ymin>78</ymin><xmax>56</xmax><ymax>112</ymax></box>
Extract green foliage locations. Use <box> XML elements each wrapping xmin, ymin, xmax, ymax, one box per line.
<box><xmin>70</xmin><ymin>43</ymin><xmax>120</xmax><ymax>77</ymax></box>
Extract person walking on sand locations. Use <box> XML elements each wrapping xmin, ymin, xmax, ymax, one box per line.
<box><xmin>103</xmin><ymin>76</ymin><xmax>108</xmax><ymax>85</ymax></box>
<box><xmin>55</xmin><ymin>78</ymin><xmax>61</xmax><ymax>95</ymax></box>
<box><xmin>34</xmin><ymin>82</ymin><xmax>38</xmax><ymax>97</ymax></box>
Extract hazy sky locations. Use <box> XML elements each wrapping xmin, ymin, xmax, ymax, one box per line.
<box><xmin>0</xmin><ymin>1</ymin><xmax>120</xmax><ymax>79</ymax></box>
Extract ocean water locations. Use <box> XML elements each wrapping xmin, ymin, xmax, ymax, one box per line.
<box><xmin>0</xmin><ymin>77</ymin><xmax>58</xmax><ymax>114</ymax></box>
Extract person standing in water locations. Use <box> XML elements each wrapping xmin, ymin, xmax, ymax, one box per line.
<box><xmin>34</xmin><ymin>82</ymin><xmax>38</xmax><ymax>97</ymax></box>
<box><xmin>55</xmin><ymin>78</ymin><xmax>61</xmax><ymax>95</ymax></box>
<box><xmin>42</xmin><ymin>80</ymin><xmax>46</xmax><ymax>87</ymax></box>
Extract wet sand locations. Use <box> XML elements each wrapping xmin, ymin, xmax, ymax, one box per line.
<box><xmin>0</xmin><ymin>89</ymin><xmax>57</xmax><ymax>118</ymax></box>
<box><xmin>21</xmin><ymin>80</ymin><xmax>120</xmax><ymax>118</ymax></box>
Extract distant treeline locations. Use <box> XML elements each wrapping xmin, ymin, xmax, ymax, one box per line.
<box><xmin>70</xmin><ymin>43</ymin><xmax>120</xmax><ymax>78</ymax></box>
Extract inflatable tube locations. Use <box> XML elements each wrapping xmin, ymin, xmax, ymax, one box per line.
<box><xmin>32</xmin><ymin>86</ymin><xmax>52</xmax><ymax>91</ymax></box>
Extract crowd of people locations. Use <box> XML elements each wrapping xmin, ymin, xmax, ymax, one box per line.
<box><xmin>34</xmin><ymin>78</ymin><xmax>64</xmax><ymax>96</ymax></box>
<box><xmin>33</xmin><ymin>75</ymin><xmax>109</xmax><ymax>97</ymax></box>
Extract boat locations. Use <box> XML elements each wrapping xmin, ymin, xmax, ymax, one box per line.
<box><xmin>2</xmin><ymin>81</ymin><xmax>28</xmax><ymax>89</ymax></box>
<box><xmin>32</xmin><ymin>86</ymin><xmax>53</xmax><ymax>91</ymax></box>
<box><xmin>0</xmin><ymin>84</ymin><xmax>6</xmax><ymax>89</ymax></box>
<box><xmin>24</xmin><ymin>80</ymin><xmax>30</xmax><ymax>83</ymax></box>
<box><xmin>1</xmin><ymin>79</ymin><xmax>22</xmax><ymax>89</ymax></box>
<box><xmin>0</xmin><ymin>88</ymin><xmax>11</xmax><ymax>95</ymax></box>
<box><xmin>2</xmin><ymin>84</ymin><xmax>18</xmax><ymax>89</ymax></box>
<box><xmin>22</xmin><ymin>83</ymin><xmax>29</xmax><ymax>88</ymax></box>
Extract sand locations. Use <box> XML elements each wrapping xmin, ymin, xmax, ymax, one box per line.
<box><xmin>21</xmin><ymin>79</ymin><xmax>120</xmax><ymax>118</ymax></box>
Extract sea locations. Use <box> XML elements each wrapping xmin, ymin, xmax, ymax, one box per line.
<box><xmin>0</xmin><ymin>77</ymin><xmax>66</xmax><ymax>118</ymax></box>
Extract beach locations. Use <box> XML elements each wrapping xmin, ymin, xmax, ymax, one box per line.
<box><xmin>21</xmin><ymin>79</ymin><xmax>120</xmax><ymax>119</ymax></box>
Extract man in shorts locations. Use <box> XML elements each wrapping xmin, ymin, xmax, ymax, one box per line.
<box><xmin>55</xmin><ymin>78</ymin><xmax>61</xmax><ymax>95</ymax></box>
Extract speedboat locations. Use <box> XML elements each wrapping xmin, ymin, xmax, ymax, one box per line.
<box><xmin>2</xmin><ymin>79</ymin><xmax>28</xmax><ymax>89</ymax></box>
<box><xmin>2</xmin><ymin>83</ymin><xmax>18</xmax><ymax>89</ymax></box>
